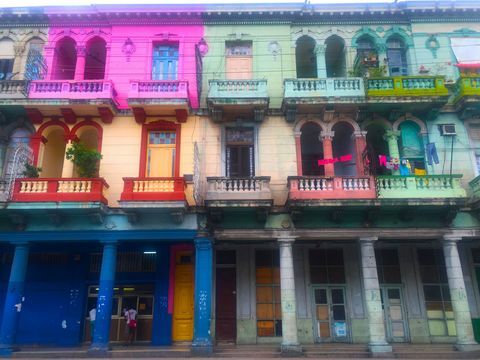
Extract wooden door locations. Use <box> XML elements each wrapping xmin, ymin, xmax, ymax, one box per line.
<box><xmin>146</xmin><ymin>131</ymin><xmax>176</xmax><ymax>177</ymax></box>
<box><xmin>226</xmin><ymin>57</ymin><xmax>252</xmax><ymax>80</ymax></box>
<box><xmin>215</xmin><ymin>267</ymin><xmax>236</xmax><ymax>341</ymax></box>
<box><xmin>172</xmin><ymin>251</ymin><xmax>194</xmax><ymax>341</ymax></box>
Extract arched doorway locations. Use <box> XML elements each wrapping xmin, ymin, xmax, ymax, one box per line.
<box><xmin>84</xmin><ymin>37</ymin><xmax>106</xmax><ymax>80</ymax></box>
<box><xmin>386</xmin><ymin>36</ymin><xmax>408</xmax><ymax>76</ymax></box>
<box><xmin>300</xmin><ymin>122</ymin><xmax>324</xmax><ymax>176</ymax></box>
<box><xmin>355</xmin><ymin>36</ymin><xmax>378</xmax><ymax>76</ymax></box>
<box><xmin>398</xmin><ymin>121</ymin><xmax>425</xmax><ymax>174</ymax></box>
<box><xmin>53</xmin><ymin>37</ymin><xmax>77</xmax><ymax>80</ymax></box>
<box><xmin>366</xmin><ymin>123</ymin><xmax>389</xmax><ymax>175</ymax></box>
<box><xmin>332</xmin><ymin>122</ymin><xmax>355</xmax><ymax>176</ymax></box>
<box><xmin>296</xmin><ymin>36</ymin><xmax>317</xmax><ymax>78</ymax></box>
<box><xmin>72</xmin><ymin>126</ymin><xmax>100</xmax><ymax>177</ymax></box>
<box><xmin>40</xmin><ymin>127</ymin><xmax>67</xmax><ymax>177</ymax></box>
<box><xmin>325</xmin><ymin>35</ymin><xmax>346</xmax><ymax>78</ymax></box>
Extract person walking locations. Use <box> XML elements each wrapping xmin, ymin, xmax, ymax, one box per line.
<box><xmin>123</xmin><ymin>307</ymin><xmax>137</xmax><ymax>344</ymax></box>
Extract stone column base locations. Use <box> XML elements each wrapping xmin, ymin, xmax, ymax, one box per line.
<box><xmin>369</xmin><ymin>343</ymin><xmax>393</xmax><ymax>357</ymax></box>
<box><xmin>87</xmin><ymin>346</ymin><xmax>110</xmax><ymax>357</ymax></box>
<box><xmin>280</xmin><ymin>344</ymin><xmax>303</xmax><ymax>357</ymax></box>
<box><xmin>455</xmin><ymin>343</ymin><xmax>480</xmax><ymax>352</ymax></box>
<box><xmin>191</xmin><ymin>342</ymin><xmax>214</xmax><ymax>357</ymax></box>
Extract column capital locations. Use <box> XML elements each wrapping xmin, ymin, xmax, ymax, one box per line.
<box><xmin>320</xmin><ymin>130</ymin><xmax>335</xmax><ymax>141</ymax></box>
<box><xmin>277</xmin><ymin>236</ymin><xmax>297</xmax><ymax>246</ymax></box>
<box><xmin>383</xmin><ymin>130</ymin><xmax>401</xmax><ymax>141</ymax></box>
<box><xmin>194</xmin><ymin>237</ymin><xmax>213</xmax><ymax>250</ymax></box>
<box><xmin>442</xmin><ymin>234</ymin><xmax>462</xmax><ymax>243</ymax></box>
<box><xmin>76</xmin><ymin>46</ymin><xmax>87</xmax><ymax>57</ymax></box>
<box><xmin>358</xmin><ymin>236</ymin><xmax>378</xmax><ymax>244</ymax></box>
<box><xmin>293</xmin><ymin>130</ymin><xmax>301</xmax><ymax>137</ymax></box>
<box><xmin>353</xmin><ymin>130</ymin><xmax>368</xmax><ymax>138</ymax></box>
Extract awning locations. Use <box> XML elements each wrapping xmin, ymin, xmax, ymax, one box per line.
<box><xmin>451</xmin><ymin>37</ymin><xmax>480</xmax><ymax>65</ymax></box>
<box><xmin>455</xmin><ymin>63</ymin><xmax>480</xmax><ymax>69</ymax></box>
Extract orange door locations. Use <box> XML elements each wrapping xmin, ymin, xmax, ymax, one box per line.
<box><xmin>226</xmin><ymin>56</ymin><xmax>252</xmax><ymax>80</ymax></box>
<box><xmin>145</xmin><ymin>131</ymin><xmax>176</xmax><ymax>177</ymax></box>
<box><xmin>172</xmin><ymin>251</ymin><xmax>194</xmax><ymax>341</ymax></box>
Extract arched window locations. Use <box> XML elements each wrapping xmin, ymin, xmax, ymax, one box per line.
<box><xmin>39</xmin><ymin>127</ymin><xmax>67</xmax><ymax>178</ymax></box>
<box><xmin>296</xmin><ymin>36</ymin><xmax>317</xmax><ymax>78</ymax></box>
<box><xmin>3</xmin><ymin>128</ymin><xmax>32</xmax><ymax>180</ymax></box>
<box><xmin>332</xmin><ymin>122</ymin><xmax>356</xmax><ymax>176</ymax></box>
<box><xmin>399</xmin><ymin>121</ymin><xmax>425</xmax><ymax>173</ymax></box>
<box><xmin>0</xmin><ymin>37</ymin><xmax>15</xmax><ymax>80</ymax></box>
<box><xmin>365</xmin><ymin>123</ymin><xmax>389</xmax><ymax>175</ymax></box>
<box><xmin>386</xmin><ymin>37</ymin><xmax>408</xmax><ymax>76</ymax></box>
<box><xmin>300</xmin><ymin>122</ymin><xmax>323</xmax><ymax>176</ymax></box>
<box><xmin>52</xmin><ymin>37</ymin><xmax>77</xmax><ymax>80</ymax></box>
<box><xmin>84</xmin><ymin>37</ymin><xmax>106</xmax><ymax>80</ymax></box>
<box><xmin>23</xmin><ymin>37</ymin><xmax>45</xmax><ymax>80</ymax></box>
<box><xmin>325</xmin><ymin>35</ymin><xmax>346</xmax><ymax>78</ymax></box>
<box><xmin>356</xmin><ymin>36</ymin><xmax>378</xmax><ymax>69</ymax></box>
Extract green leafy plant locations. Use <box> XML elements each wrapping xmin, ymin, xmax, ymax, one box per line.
<box><xmin>367</xmin><ymin>65</ymin><xmax>387</xmax><ymax>78</ymax></box>
<box><xmin>22</xmin><ymin>163</ymin><xmax>42</xmax><ymax>178</ymax></box>
<box><xmin>65</xmin><ymin>141</ymin><xmax>103</xmax><ymax>178</ymax></box>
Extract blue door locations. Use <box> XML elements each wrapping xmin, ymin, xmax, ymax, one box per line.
<box><xmin>152</xmin><ymin>45</ymin><xmax>179</xmax><ymax>80</ymax></box>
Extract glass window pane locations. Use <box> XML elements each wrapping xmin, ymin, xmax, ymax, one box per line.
<box><xmin>447</xmin><ymin>320</ymin><xmax>457</xmax><ymax>336</ymax></box>
<box><xmin>275</xmin><ymin>320</ymin><xmax>282</xmax><ymax>336</ymax></box>
<box><xmin>383</xmin><ymin>266</ymin><xmax>402</xmax><ymax>283</ymax></box>
<box><xmin>327</xmin><ymin>249</ymin><xmax>344</xmax><ymax>266</ymax></box>
<box><xmin>309</xmin><ymin>250</ymin><xmax>326</xmax><ymax>266</ymax></box>
<box><xmin>328</xmin><ymin>267</ymin><xmax>346</xmax><ymax>283</ymax></box>
<box><xmin>420</xmin><ymin>266</ymin><xmax>438</xmax><ymax>283</ymax></box>
<box><xmin>331</xmin><ymin>289</ymin><xmax>344</xmax><ymax>304</ymax></box>
<box><xmin>216</xmin><ymin>250</ymin><xmax>236</xmax><ymax>265</ymax></box>
<box><xmin>314</xmin><ymin>289</ymin><xmax>327</xmax><ymax>304</ymax></box>
<box><xmin>257</xmin><ymin>321</ymin><xmax>274</xmax><ymax>337</ymax></box>
<box><xmin>392</xmin><ymin>322</ymin><xmax>405</xmax><ymax>337</ymax></box>
<box><xmin>138</xmin><ymin>297</ymin><xmax>153</xmax><ymax>315</ymax></box>
<box><xmin>428</xmin><ymin>320</ymin><xmax>447</xmax><ymax>336</ymax></box>
<box><xmin>310</xmin><ymin>267</ymin><xmax>328</xmax><ymax>283</ymax></box>
<box><xmin>424</xmin><ymin>285</ymin><xmax>442</xmax><ymax>301</ymax></box>
<box><xmin>332</xmin><ymin>305</ymin><xmax>346</xmax><ymax>321</ymax></box>
<box><xmin>418</xmin><ymin>249</ymin><xmax>436</xmax><ymax>265</ymax></box>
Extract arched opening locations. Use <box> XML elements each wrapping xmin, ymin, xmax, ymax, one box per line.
<box><xmin>332</xmin><ymin>122</ymin><xmax>356</xmax><ymax>176</ymax></box>
<box><xmin>73</xmin><ymin>126</ymin><xmax>100</xmax><ymax>177</ymax></box>
<box><xmin>3</xmin><ymin>128</ymin><xmax>32</xmax><ymax>180</ymax></box>
<box><xmin>386</xmin><ymin>36</ymin><xmax>408</xmax><ymax>76</ymax></box>
<box><xmin>40</xmin><ymin>128</ymin><xmax>66</xmax><ymax>178</ymax></box>
<box><xmin>325</xmin><ymin>35</ymin><xmax>346</xmax><ymax>78</ymax></box>
<box><xmin>355</xmin><ymin>36</ymin><xmax>378</xmax><ymax>76</ymax></box>
<box><xmin>84</xmin><ymin>37</ymin><xmax>106</xmax><ymax>80</ymax></box>
<box><xmin>0</xmin><ymin>37</ymin><xmax>15</xmax><ymax>80</ymax></box>
<box><xmin>296</xmin><ymin>36</ymin><xmax>317</xmax><ymax>78</ymax></box>
<box><xmin>23</xmin><ymin>37</ymin><xmax>46</xmax><ymax>80</ymax></box>
<box><xmin>52</xmin><ymin>37</ymin><xmax>77</xmax><ymax>80</ymax></box>
<box><xmin>365</xmin><ymin>123</ymin><xmax>389</xmax><ymax>175</ymax></box>
<box><xmin>399</xmin><ymin>121</ymin><xmax>425</xmax><ymax>174</ymax></box>
<box><xmin>300</xmin><ymin>122</ymin><xmax>324</xmax><ymax>176</ymax></box>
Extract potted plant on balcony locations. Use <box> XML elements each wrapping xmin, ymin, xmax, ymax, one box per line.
<box><xmin>22</xmin><ymin>163</ymin><xmax>42</xmax><ymax>178</ymax></box>
<box><xmin>65</xmin><ymin>141</ymin><xmax>102</xmax><ymax>178</ymax></box>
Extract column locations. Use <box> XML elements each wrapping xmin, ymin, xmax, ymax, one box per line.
<box><xmin>0</xmin><ymin>243</ymin><xmax>30</xmax><ymax>356</ymax></box>
<box><xmin>442</xmin><ymin>236</ymin><xmax>479</xmax><ymax>351</ymax></box>
<box><xmin>74</xmin><ymin>46</ymin><xmax>86</xmax><ymax>81</ymax></box>
<box><xmin>359</xmin><ymin>237</ymin><xmax>392</xmax><ymax>354</ymax></box>
<box><xmin>278</xmin><ymin>235</ymin><xmax>301</xmax><ymax>354</ymax></box>
<box><xmin>294</xmin><ymin>131</ymin><xmax>303</xmax><ymax>176</ymax></box>
<box><xmin>12</xmin><ymin>45</ymin><xmax>25</xmax><ymax>79</ymax></box>
<box><xmin>0</xmin><ymin>136</ymin><xmax>8</xmax><ymax>179</ymax></box>
<box><xmin>315</xmin><ymin>44</ymin><xmax>327</xmax><ymax>78</ymax></box>
<box><xmin>321</xmin><ymin>130</ymin><xmax>335</xmax><ymax>177</ymax></box>
<box><xmin>384</xmin><ymin>130</ymin><xmax>401</xmax><ymax>175</ymax></box>
<box><xmin>61</xmin><ymin>140</ymin><xmax>75</xmax><ymax>178</ymax></box>
<box><xmin>353</xmin><ymin>131</ymin><xmax>367</xmax><ymax>176</ymax></box>
<box><xmin>90</xmin><ymin>242</ymin><xmax>117</xmax><ymax>353</ymax></box>
<box><xmin>191</xmin><ymin>237</ymin><xmax>213</xmax><ymax>355</ymax></box>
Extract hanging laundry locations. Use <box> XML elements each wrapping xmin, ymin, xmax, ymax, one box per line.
<box><xmin>426</xmin><ymin>143</ymin><xmax>440</xmax><ymax>165</ymax></box>
<box><xmin>414</xmin><ymin>168</ymin><xmax>427</xmax><ymax>176</ymax></box>
<box><xmin>399</xmin><ymin>159</ymin><xmax>411</xmax><ymax>176</ymax></box>
<box><xmin>318</xmin><ymin>154</ymin><xmax>352</xmax><ymax>166</ymax></box>
<box><xmin>378</xmin><ymin>155</ymin><xmax>387</xmax><ymax>167</ymax></box>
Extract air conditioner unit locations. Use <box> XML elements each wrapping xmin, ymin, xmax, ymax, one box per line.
<box><xmin>439</xmin><ymin>124</ymin><xmax>457</xmax><ymax>136</ymax></box>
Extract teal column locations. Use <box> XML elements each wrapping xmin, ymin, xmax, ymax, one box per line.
<box><xmin>315</xmin><ymin>44</ymin><xmax>327</xmax><ymax>78</ymax></box>
<box><xmin>384</xmin><ymin>130</ymin><xmax>401</xmax><ymax>175</ymax></box>
<box><xmin>0</xmin><ymin>243</ymin><xmax>30</xmax><ymax>356</ymax></box>
<box><xmin>191</xmin><ymin>237</ymin><xmax>213</xmax><ymax>355</ymax></box>
<box><xmin>89</xmin><ymin>242</ymin><xmax>117</xmax><ymax>354</ymax></box>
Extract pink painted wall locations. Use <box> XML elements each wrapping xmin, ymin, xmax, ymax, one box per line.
<box><xmin>44</xmin><ymin>8</ymin><xmax>204</xmax><ymax>109</ymax></box>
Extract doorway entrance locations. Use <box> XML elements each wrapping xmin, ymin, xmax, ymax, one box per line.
<box><xmin>381</xmin><ymin>287</ymin><xmax>408</xmax><ymax>342</ymax></box>
<box><xmin>172</xmin><ymin>250</ymin><xmax>194</xmax><ymax>341</ymax></box>
<box><xmin>312</xmin><ymin>287</ymin><xmax>349</xmax><ymax>342</ymax></box>
<box><xmin>215</xmin><ymin>250</ymin><xmax>237</xmax><ymax>342</ymax></box>
<box><xmin>85</xmin><ymin>284</ymin><xmax>154</xmax><ymax>342</ymax></box>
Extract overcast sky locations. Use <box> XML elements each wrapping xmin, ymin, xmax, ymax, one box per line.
<box><xmin>0</xmin><ymin>0</ymin><xmax>415</xmax><ymax>8</ymax></box>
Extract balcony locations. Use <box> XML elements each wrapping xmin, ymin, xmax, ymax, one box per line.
<box><xmin>205</xmin><ymin>177</ymin><xmax>272</xmax><ymax>207</ymax></box>
<box><xmin>120</xmin><ymin>177</ymin><xmax>186</xmax><ymax>202</ymax></box>
<box><xmin>26</xmin><ymin>80</ymin><xmax>118</xmax><ymax>124</ymax></box>
<box><xmin>366</xmin><ymin>76</ymin><xmax>449</xmax><ymax>110</ymax></box>
<box><xmin>288</xmin><ymin>176</ymin><xmax>376</xmax><ymax>202</ymax></box>
<box><xmin>283</xmin><ymin>78</ymin><xmax>365</xmax><ymax>116</ymax></box>
<box><xmin>0</xmin><ymin>80</ymin><xmax>27</xmax><ymax>102</ymax></box>
<box><xmin>376</xmin><ymin>175</ymin><xmax>466</xmax><ymax>199</ymax></box>
<box><xmin>207</xmin><ymin>80</ymin><xmax>269</xmax><ymax>122</ymax></box>
<box><xmin>453</xmin><ymin>76</ymin><xmax>480</xmax><ymax>117</ymax></box>
<box><xmin>128</xmin><ymin>80</ymin><xmax>190</xmax><ymax>123</ymax></box>
<box><xmin>11</xmin><ymin>178</ymin><xmax>109</xmax><ymax>204</ymax></box>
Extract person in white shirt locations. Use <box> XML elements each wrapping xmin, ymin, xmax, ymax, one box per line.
<box><xmin>123</xmin><ymin>308</ymin><xmax>137</xmax><ymax>344</ymax></box>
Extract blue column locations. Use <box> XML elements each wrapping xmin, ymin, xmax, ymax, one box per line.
<box><xmin>152</xmin><ymin>245</ymin><xmax>171</xmax><ymax>345</ymax></box>
<box><xmin>0</xmin><ymin>243</ymin><xmax>30</xmax><ymax>356</ymax></box>
<box><xmin>191</xmin><ymin>237</ymin><xmax>213</xmax><ymax>355</ymax></box>
<box><xmin>89</xmin><ymin>242</ymin><xmax>117</xmax><ymax>354</ymax></box>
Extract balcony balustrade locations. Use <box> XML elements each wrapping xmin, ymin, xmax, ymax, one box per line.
<box><xmin>376</xmin><ymin>175</ymin><xmax>466</xmax><ymax>199</ymax></box>
<box><xmin>205</xmin><ymin>176</ymin><xmax>272</xmax><ymax>202</ymax></box>
<box><xmin>0</xmin><ymin>80</ymin><xmax>27</xmax><ymax>100</ymax></box>
<box><xmin>288</xmin><ymin>176</ymin><xmax>376</xmax><ymax>200</ymax></box>
<box><xmin>11</xmin><ymin>178</ymin><xmax>109</xmax><ymax>203</ymax></box>
<box><xmin>208</xmin><ymin>79</ymin><xmax>268</xmax><ymax>99</ymax></box>
<box><xmin>120</xmin><ymin>177</ymin><xmax>186</xmax><ymax>202</ymax></box>
<box><xmin>128</xmin><ymin>80</ymin><xmax>189</xmax><ymax>100</ymax></box>
<box><xmin>29</xmin><ymin>80</ymin><xmax>116</xmax><ymax>100</ymax></box>
<box><xmin>367</xmin><ymin>76</ymin><xmax>448</xmax><ymax>97</ymax></box>
<box><xmin>284</xmin><ymin>78</ymin><xmax>365</xmax><ymax>99</ymax></box>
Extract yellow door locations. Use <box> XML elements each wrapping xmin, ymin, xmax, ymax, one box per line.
<box><xmin>172</xmin><ymin>251</ymin><xmax>194</xmax><ymax>341</ymax></box>
<box><xmin>226</xmin><ymin>56</ymin><xmax>252</xmax><ymax>80</ymax></box>
<box><xmin>146</xmin><ymin>131</ymin><xmax>176</xmax><ymax>177</ymax></box>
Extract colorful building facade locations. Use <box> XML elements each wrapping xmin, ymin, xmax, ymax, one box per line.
<box><xmin>0</xmin><ymin>1</ymin><xmax>480</xmax><ymax>356</ymax></box>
